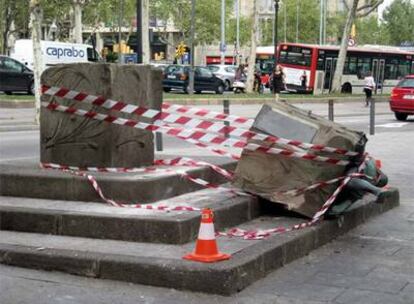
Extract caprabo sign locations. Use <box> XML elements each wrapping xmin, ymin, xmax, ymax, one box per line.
<box><xmin>46</xmin><ymin>46</ymin><xmax>85</xmax><ymax>59</ymax></box>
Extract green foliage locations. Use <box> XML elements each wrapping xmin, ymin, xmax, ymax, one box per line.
<box><xmin>226</xmin><ymin>16</ymin><xmax>252</xmax><ymax>46</ymax></box>
<box><xmin>0</xmin><ymin>0</ymin><xmax>31</xmax><ymax>53</ymax></box>
<box><xmin>150</xmin><ymin>0</ymin><xmax>233</xmax><ymax>45</ymax></box>
<box><xmin>354</xmin><ymin>16</ymin><xmax>389</xmax><ymax>45</ymax></box>
<box><xmin>260</xmin><ymin>0</ymin><xmax>320</xmax><ymax>45</ymax></box>
<box><xmin>382</xmin><ymin>0</ymin><xmax>414</xmax><ymax>45</ymax></box>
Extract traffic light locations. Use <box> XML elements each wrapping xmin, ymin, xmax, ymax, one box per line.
<box><xmin>175</xmin><ymin>42</ymin><xmax>187</xmax><ymax>58</ymax></box>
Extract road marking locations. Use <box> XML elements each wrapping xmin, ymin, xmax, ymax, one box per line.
<box><xmin>376</xmin><ymin>122</ymin><xmax>408</xmax><ymax>128</ymax></box>
<box><xmin>0</xmin><ymin>156</ymin><xmax>38</xmax><ymax>162</ymax></box>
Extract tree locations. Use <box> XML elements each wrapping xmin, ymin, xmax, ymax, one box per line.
<box><xmin>259</xmin><ymin>0</ymin><xmax>320</xmax><ymax>45</ymax></box>
<box><xmin>246</xmin><ymin>0</ymin><xmax>258</xmax><ymax>93</ymax></box>
<box><xmin>149</xmin><ymin>0</ymin><xmax>233</xmax><ymax>46</ymax></box>
<box><xmin>331</xmin><ymin>0</ymin><xmax>384</xmax><ymax>93</ymax></box>
<box><xmin>0</xmin><ymin>0</ymin><xmax>31</xmax><ymax>54</ymax></box>
<box><xmin>73</xmin><ymin>0</ymin><xmax>87</xmax><ymax>43</ymax></box>
<box><xmin>226</xmin><ymin>16</ymin><xmax>252</xmax><ymax>47</ymax></box>
<box><xmin>354</xmin><ymin>16</ymin><xmax>389</xmax><ymax>45</ymax></box>
<box><xmin>382</xmin><ymin>0</ymin><xmax>414</xmax><ymax>45</ymax></box>
<box><xmin>30</xmin><ymin>0</ymin><xmax>43</xmax><ymax>124</ymax></box>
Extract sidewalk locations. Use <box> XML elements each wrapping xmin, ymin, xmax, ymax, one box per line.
<box><xmin>0</xmin><ymin>95</ymin><xmax>411</xmax><ymax>303</ymax></box>
<box><xmin>0</xmin><ymin>128</ymin><xmax>412</xmax><ymax>304</ymax></box>
<box><xmin>0</xmin><ymin>94</ymin><xmax>389</xmax><ymax>108</ymax></box>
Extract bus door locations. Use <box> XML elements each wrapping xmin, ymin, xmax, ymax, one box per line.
<box><xmin>372</xmin><ymin>59</ymin><xmax>385</xmax><ymax>93</ymax></box>
<box><xmin>324</xmin><ymin>57</ymin><xmax>337</xmax><ymax>91</ymax></box>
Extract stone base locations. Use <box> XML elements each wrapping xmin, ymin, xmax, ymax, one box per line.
<box><xmin>0</xmin><ymin>188</ymin><xmax>399</xmax><ymax>295</ymax></box>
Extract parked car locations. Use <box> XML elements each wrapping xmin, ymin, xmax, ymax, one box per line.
<box><xmin>0</xmin><ymin>55</ymin><xmax>34</xmax><ymax>95</ymax></box>
<box><xmin>162</xmin><ymin>65</ymin><xmax>225</xmax><ymax>94</ymax></box>
<box><xmin>206</xmin><ymin>64</ymin><xmax>237</xmax><ymax>91</ymax></box>
<box><xmin>389</xmin><ymin>75</ymin><xmax>414</xmax><ymax>121</ymax></box>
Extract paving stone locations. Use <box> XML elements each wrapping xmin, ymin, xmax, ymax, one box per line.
<box><xmin>307</xmin><ymin>255</ymin><xmax>378</xmax><ymax>277</ymax></box>
<box><xmin>306</xmin><ymin>271</ymin><xmax>408</xmax><ymax>294</ymax></box>
<box><xmin>334</xmin><ymin>288</ymin><xmax>413</xmax><ymax>304</ymax></box>
<box><xmin>367</xmin><ymin>266</ymin><xmax>414</xmax><ymax>284</ymax></box>
<box><xmin>256</xmin><ymin>282</ymin><xmax>345</xmax><ymax>302</ymax></box>
<box><xmin>401</xmin><ymin>283</ymin><xmax>414</xmax><ymax>296</ymax></box>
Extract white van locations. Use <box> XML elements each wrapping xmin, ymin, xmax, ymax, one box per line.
<box><xmin>11</xmin><ymin>39</ymin><xmax>99</xmax><ymax>70</ymax></box>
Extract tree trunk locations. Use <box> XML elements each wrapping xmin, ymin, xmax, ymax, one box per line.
<box><xmin>142</xmin><ymin>0</ymin><xmax>150</xmax><ymax>64</ymax></box>
<box><xmin>246</xmin><ymin>0</ymin><xmax>258</xmax><ymax>93</ymax></box>
<box><xmin>73</xmin><ymin>0</ymin><xmax>83</xmax><ymax>44</ymax></box>
<box><xmin>330</xmin><ymin>0</ymin><xmax>359</xmax><ymax>93</ymax></box>
<box><xmin>30</xmin><ymin>0</ymin><xmax>43</xmax><ymax>125</ymax></box>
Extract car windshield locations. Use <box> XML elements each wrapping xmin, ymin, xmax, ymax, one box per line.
<box><xmin>207</xmin><ymin>66</ymin><xmax>220</xmax><ymax>72</ymax></box>
<box><xmin>165</xmin><ymin>65</ymin><xmax>187</xmax><ymax>74</ymax></box>
<box><xmin>225</xmin><ymin>66</ymin><xmax>237</xmax><ymax>73</ymax></box>
<box><xmin>197</xmin><ymin>67</ymin><xmax>213</xmax><ymax>77</ymax></box>
<box><xmin>397</xmin><ymin>78</ymin><xmax>414</xmax><ymax>88</ymax></box>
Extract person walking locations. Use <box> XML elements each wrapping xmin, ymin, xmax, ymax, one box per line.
<box><xmin>234</xmin><ymin>64</ymin><xmax>246</xmax><ymax>81</ymax></box>
<box><xmin>272</xmin><ymin>65</ymin><xmax>286</xmax><ymax>101</ymax></box>
<box><xmin>363</xmin><ymin>71</ymin><xmax>375</xmax><ymax>107</ymax></box>
<box><xmin>300</xmin><ymin>71</ymin><xmax>307</xmax><ymax>90</ymax></box>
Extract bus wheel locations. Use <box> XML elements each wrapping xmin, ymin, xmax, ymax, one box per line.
<box><xmin>341</xmin><ymin>83</ymin><xmax>352</xmax><ymax>94</ymax></box>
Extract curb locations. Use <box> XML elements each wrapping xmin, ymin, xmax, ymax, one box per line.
<box><xmin>0</xmin><ymin>96</ymin><xmax>389</xmax><ymax>108</ymax></box>
<box><xmin>0</xmin><ymin>188</ymin><xmax>399</xmax><ymax>295</ymax></box>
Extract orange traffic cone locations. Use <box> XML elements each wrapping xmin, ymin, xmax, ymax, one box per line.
<box><xmin>183</xmin><ymin>208</ymin><xmax>231</xmax><ymax>263</ymax></box>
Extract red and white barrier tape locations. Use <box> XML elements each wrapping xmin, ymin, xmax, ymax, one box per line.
<box><xmin>42</xmin><ymin>157</ymin><xmax>234</xmax><ymax>180</ymax></box>
<box><xmin>41</xmin><ymin>160</ymin><xmax>244</xmax><ymax>198</ymax></box>
<box><xmin>40</xmin><ymin>165</ymin><xmax>202</xmax><ymax>212</ymax></box>
<box><xmin>153</xmin><ymin>157</ymin><xmax>234</xmax><ymax>180</ymax></box>
<box><xmin>40</xmin><ymin>85</ymin><xmax>373</xmax><ymax>239</ymax></box>
<box><xmin>162</xmin><ymin>102</ymin><xmax>254</xmax><ymax>127</ymax></box>
<box><xmin>218</xmin><ymin>154</ymin><xmax>370</xmax><ymax>240</ymax></box>
<box><xmin>273</xmin><ymin>172</ymin><xmax>368</xmax><ymax>197</ymax></box>
<box><xmin>43</xmin><ymin>101</ymin><xmax>351</xmax><ymax>166</ymax></box>
<box><xmin>41</xmin><ymin>85</ymin><xmax>359</xmax><ymax>157</ymax></box>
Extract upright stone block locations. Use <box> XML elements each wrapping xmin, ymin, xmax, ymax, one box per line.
<box><xmin>40</xmin><ymin>63</ymin><xmax>162</xmax><ymax>168</ymax></box>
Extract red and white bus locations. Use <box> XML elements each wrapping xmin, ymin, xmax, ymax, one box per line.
<box><xmin>277</xmin><ymin>43</ymin><xmax>414</xmax><ymax>94</ymax></box>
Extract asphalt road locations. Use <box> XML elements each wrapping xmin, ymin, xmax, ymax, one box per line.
<box><xmin>1</xmin><ymin>103</ymin><xmax>413</xmax><ymax>164</ymax></box>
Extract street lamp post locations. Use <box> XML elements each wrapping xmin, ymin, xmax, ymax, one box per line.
<box><xmin>273</xmin><ymin>0</ymin><xmax>280</xmax><ymax>94</ymax></box>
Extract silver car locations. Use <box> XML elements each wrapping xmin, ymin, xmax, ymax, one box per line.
<box><xmin>207</xmin><ymin>65</ymin><xmax>237</xmax><ymax>91</ymax></box>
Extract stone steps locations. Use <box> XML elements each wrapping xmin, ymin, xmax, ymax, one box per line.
<box><xmin>0</xmin><ymin>161</ymin><xmax>237</xmax><ymax>203</ymax></box>
<box><xmin>0</xmin><ymin>190</ymin><xmax>259</xmax><ymax>244</ymax></box>
<box><xmin>0</xmin><ymin>189</ymin><xmax>399</xmax><ymax>295</ymax></box>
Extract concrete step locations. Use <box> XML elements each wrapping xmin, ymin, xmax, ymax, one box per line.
<box><xmin>0</xmin><ymin>188</ymin><xmax>260</xmax><ymax>244</ymax></box>
<box><xmin>0</xmin><ymin>161</ymin><xmax>236</xmax><ymax>203</ymax></box>
<box><xmin>0</xmin><ymin>189</ymin><xmax>399</xmax><ymax>295</ymax></box>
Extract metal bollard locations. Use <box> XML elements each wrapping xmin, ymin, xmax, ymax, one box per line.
<box><xmin>328</xmin><ymin>99</ymin><xmax>334</xmax><ymax>121</ymax></box>
<box><xmin>155</xmin><ymin>132</ymin><xmax>163</xmax><ymax>151</ymax></box>
<box><xmin>223</xmin><ymin>99</ymin><xmax>230</xmax><ymax>140</ymax></box>
<box><xmin>369</xmin><ymin>98</ymin><xmax>375</xmax><ymax>135</ymax></box>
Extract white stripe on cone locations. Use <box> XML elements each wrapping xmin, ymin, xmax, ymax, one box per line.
<box><xmin>197</xmin><ymin>223</ymin><xmax>216</xmax><ymax>240</ymax></box>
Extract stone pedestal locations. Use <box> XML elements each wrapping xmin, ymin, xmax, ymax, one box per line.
<box><xmin>233</xmin><ymin>102</ymin><xmax>367</xmax><ymax>218</ymax></box>
<box><xmin>40</xmin><ymin>63</ymin><xmax>162</xmax><ymax>168</ymax></box>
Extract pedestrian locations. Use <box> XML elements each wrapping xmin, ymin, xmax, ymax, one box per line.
<box><xmin>300</xmin><ymin>71</ymin><xmax>307</xmax><ymax>90</ymax></box>
<box><xmin>272</xmin><ymin>65</ymin><xmax>286</xmax><ymax>101</ymax></box>
<box><xmin>363</xmin><ymin>71</ymin><xmax>375</xmax><ymax>107</ymax></box>
<box><xmin>254</xmin><ymin>67</ymin><xmax>262</xmax><ymax>93</ymax></box>
<box><xmin>234</xmin><ymin>64</ymin><xmax>246</xmax><ymax>81</ymax></box>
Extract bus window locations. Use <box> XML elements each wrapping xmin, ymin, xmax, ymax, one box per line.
<box><xmin>385</xmin><ymin>58</ymin><xmax>399</xmax><ymax>80</ymax></box>
<box><xmin>344</xmin><ymin>57</ymin><xmax>357</xmax><ymax>75</ymax></box>
<box><xmin>398</xmin><ymin>59</ymin><xmax>411</xmax><ymax>78</ymax></box>
<box><xmin>279</xmin><ymin>46</ymin><xmax>312</xmax><ymax>67</ymax></box>
<box><xmin>356</xmin><ymin>57</ymin><xmax>371</xmax><ymax>79</ymax></box>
